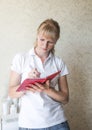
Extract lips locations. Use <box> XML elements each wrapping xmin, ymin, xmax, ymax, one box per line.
<box><xmin>43</xmin><ymin>48</ymin><xmax>47</xmax><ymax>50</ymax></box>
<box><xmin>40</xmin><ymin>47</ymin><xmax>47</xmax><ymax>51</ymax></box>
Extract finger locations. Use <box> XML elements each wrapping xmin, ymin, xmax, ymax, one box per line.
<box><xmin>28</xmin><ymin>84</ymin><xmax>40</xmax><ymax>90</ymax></box>
<box><xmin>33</xmin><ymin>86</ymin><xmax>43</xmax><ymax>92</ymax></box>
<box><xmin>28</xmin><ymin>71</ymin><xmax>38</xmax><ymax>78</ymax></box>
<box><xmin>46</xmin><ymin>80</ymin><xmax>50</xmax><ymax>86</ymax></box>
<box><xmin>32</xmin><ymin>84</ymin><xmax>44</xmax><ymax>92</ymax></box>
<box><xmin>28</xmin><ymin>68</ymin><xmax>40</xmax><ymax>78</ymax></box>
<box><xmin>32</xmin><ymin>72</ymin><xmax>37</xmax><ymax>78</ymax></box>
<box><xmin>35</xmin><ymin>83</ymin><xmax>44</xmax><ymax>90</ymax></box>
<box><xmin>26</xmin><ymin>87</ymin><xmax>36</xmax><ymax>93</ymax></box>
<box><xmin>28</xmin><ymin>71</ymin><xmax>35</xmax><ymax>78</ymax></box>
<box><xmin>34</xmin><ymin>68</ymin><xmax>41</xmax><ymax>77</ymax></box>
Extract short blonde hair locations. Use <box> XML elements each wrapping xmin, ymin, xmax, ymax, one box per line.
<box><xmin>35</xmin><ymin>19</ymin><xmax>60</xmax><ymax>54</ymax></box>
<box><xmin>37</xmin><ymin>19</ymin><xmax>60</xmax><ymax>41</ymax></box>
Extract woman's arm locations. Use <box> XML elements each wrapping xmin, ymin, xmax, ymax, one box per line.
<box><xmin>46</xmin><ymin>75</ymin><xmax>69</xmax><ymax>104</ymax></box>
<box><xmin>30</xmin><ymin>75</ymin><xmax>69</xmax><ymax>104</ymax></box>
<box><xmin>8</xmin><ymin>71</ymin><xmax>25</xmax><ymax>98</ymax></box>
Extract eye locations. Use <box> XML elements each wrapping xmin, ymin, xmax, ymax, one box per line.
<box><xmin>40</xmin><ymin>39</ymin><xmax>45</xmax><ymax>41</ymax></box>
<box><xmin>48</xmin><ymin>41</ymin><xmax>55</xmax><ymax>45</ymax></box>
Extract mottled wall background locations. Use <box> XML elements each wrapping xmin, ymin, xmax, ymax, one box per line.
<box><xmin>0</xmin><ymin>0</ymin><xmax>92</xmax><ymax>130</ymax></box>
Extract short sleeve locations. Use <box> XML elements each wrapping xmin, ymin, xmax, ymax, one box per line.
<box><xmin>59</xmin><ymin>59</ymin><xmax>69</xmax><ymax>76</ymax></box>
<box><xmin>11</xmin><ymin>54</ymin><xmax>22</xmax><ymax>74</ymax></box>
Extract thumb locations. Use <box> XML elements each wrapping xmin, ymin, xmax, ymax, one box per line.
<box><xmin>46</xmin><ymin>80</ymin><xmax>50</xmax><ymax>86</ymax></box>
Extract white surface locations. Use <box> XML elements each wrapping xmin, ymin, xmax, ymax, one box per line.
<box><xmin>1</xmin><ymin>114</ymin><xmax>18</xmax><ymax>130</ymax></box>
<box><xmin>2</xmin><ymin>121</ymin><xmax>18</xmax><ymax>130</ymax></box>
<box><xmin>2</xmin><ymin>113</ymin><xmax>18</xmax><ymax>121</ymax></box>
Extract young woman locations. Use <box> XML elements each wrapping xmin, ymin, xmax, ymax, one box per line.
<box><xmin>8</xmin><ymin>19</ymin><xmax>70</xmax><ymax>130</ymax></box>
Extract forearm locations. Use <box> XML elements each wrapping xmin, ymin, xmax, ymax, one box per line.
<box><xmin>45</xmin><ymin>87</ymin><xmax>69</xmax><ymax>104</ymax></box>
<box><xmin>8</xmin><ymin>85</ymin><xmax>24</xmax><ymax>98</ymax></box>
<box><xmin>8</xmin><ymin>71</ymin><xmax>24</xmax><ymax>98</ymax></box>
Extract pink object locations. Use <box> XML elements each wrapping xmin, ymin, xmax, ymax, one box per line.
<box><xmin>16</xmin><ymin>71</ymin><xmax>61</xmax><ymax>92</ymax></box>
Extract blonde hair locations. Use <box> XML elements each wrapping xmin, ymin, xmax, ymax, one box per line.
<box><xmin>35</xmin><ymin>19</ymin><xmax>60</xmax><ymax>54</ymax></box>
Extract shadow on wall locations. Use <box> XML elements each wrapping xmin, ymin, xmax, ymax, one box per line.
<box><xmin>64</xmin><ymin>46</ymin><xmax>91</xmax><ymax>130</ymax></box>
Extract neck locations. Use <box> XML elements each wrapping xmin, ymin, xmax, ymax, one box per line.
<box><xmin>35</xmin><ymin>47</ymin><xmax>49</xmax><ymax>62</ymax></box>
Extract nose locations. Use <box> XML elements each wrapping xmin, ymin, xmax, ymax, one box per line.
<box><xmin>43</xmin><ymin>42</ymin><xmax>48</xmax><ymax>48</ymax></box>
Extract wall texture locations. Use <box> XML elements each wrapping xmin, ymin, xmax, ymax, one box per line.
<box><xmin>0</xmin><ymin>0</ymin><xmax>92</xmax><ymax>130</ymax></box>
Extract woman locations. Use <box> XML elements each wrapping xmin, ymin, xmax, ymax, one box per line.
<box><xmin>9</xmin><ymin>19</ymin><xmax>70</xmax><ymax>130</ymax></box>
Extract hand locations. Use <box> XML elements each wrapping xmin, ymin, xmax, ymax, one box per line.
<box><xmin>17</xmin><ymin>91</ymin><xmax>26</xmax><ymax>97</ymax></box>
<box><xmin>28</xmin><ymin>68</ymin><xmax>41</xmax><ymax>79</ymax></box>
<box><xmin>26</xmin><ymin>80</ymin><xmax>50</xmax><ymax>93</ymax></box>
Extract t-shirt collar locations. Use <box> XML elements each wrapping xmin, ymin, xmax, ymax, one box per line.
<box><xmin>29</xmin><ymin>47</ymin><xmax>36</xmax><ymax>56</ymax></box>
<box><xmin>29</xmin><ymin>47</ymin><xmax>53</xmax><ymax>59</ymax></box>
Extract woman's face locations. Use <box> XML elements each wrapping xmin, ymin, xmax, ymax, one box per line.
<box><xmin>36</xmin><ymin>33</ymin><xmax>56</xmax><ymax>53</ymax></box>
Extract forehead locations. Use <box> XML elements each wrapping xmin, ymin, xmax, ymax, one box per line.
<box><xmin>38</xmin><ymin>31</ymin><xmax>56</xmax><ymax>41</ymax></box>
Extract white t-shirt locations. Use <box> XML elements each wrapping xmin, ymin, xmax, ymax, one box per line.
<box><xmin>11</xmin><ymin>48</ymin><xmax>69</xmax><ymax>128</ymax></box>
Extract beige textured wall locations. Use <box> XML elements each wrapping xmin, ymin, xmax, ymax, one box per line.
<box><xmin>0</xmin><ymin>0</ymin><xmax>92</xmax><ymax>130</ymax></box>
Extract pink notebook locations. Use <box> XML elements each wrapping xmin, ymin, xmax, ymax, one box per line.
<box><xmin>16</xmin><ymin>70</ymin><xmax>61</xmax><ymax>92</ymax></box>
